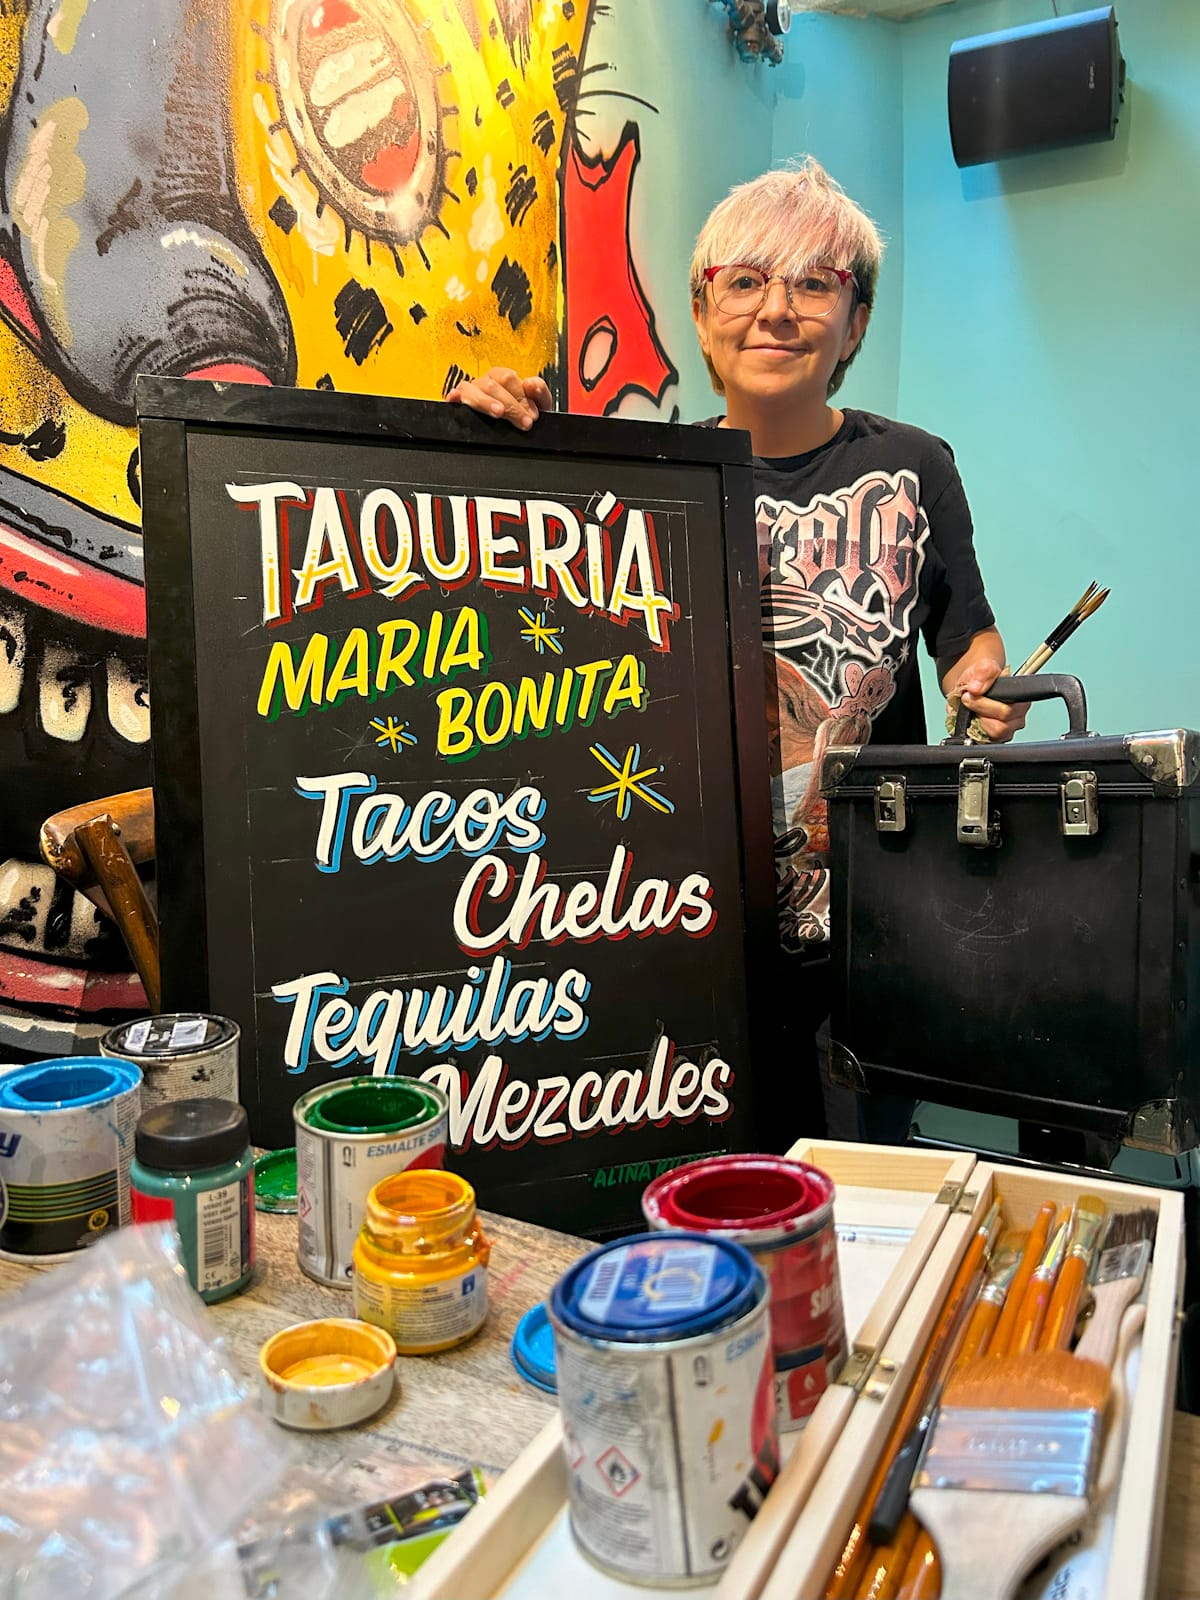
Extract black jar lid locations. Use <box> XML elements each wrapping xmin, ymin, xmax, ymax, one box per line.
<box><xmin>135</xmin><ymin>1098</ymin><xmax>249</xmax><ymax>1172</ymax></box>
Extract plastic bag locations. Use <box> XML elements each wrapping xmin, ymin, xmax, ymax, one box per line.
<box><xmin>0</xmin><ymin>1224</ymin><xmax>368</xmax><ymax>1600</ymax></box>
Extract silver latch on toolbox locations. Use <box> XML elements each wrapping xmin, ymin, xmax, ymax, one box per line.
<box><xmin>957</xmin><ymin>758</ymin><xmax>999</xmax><ymax>847</ymax></box>
<box><xmin>874</xmin><ymin>776</ymin><xmax>907</xmax><ymax>833</ymax></box>
<box><xmin>1059</xmin><ymin>771</ymin><xmax>1099</xmax><ymax>836</ymax></box>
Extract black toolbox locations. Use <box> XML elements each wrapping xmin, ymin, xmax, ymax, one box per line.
<box><xmin>819</xmin><ymin>675</ymin><xmax>1200</xmax><ymax>1165</ymax></box>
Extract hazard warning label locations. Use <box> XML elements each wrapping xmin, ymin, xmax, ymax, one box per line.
<box><xmin>595</xmin><ymin>1446</ymin><xmax>640</xmax><ymax>1498</ymax></box>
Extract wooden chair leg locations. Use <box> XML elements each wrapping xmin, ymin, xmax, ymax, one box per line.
<box><xmin>76</xmin><ymin>814</ymin><xmax>161</xmax><ymax>1013</ymax></box>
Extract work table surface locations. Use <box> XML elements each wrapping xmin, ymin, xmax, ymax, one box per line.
<box><xmin>218</xmin><ymin>1205</ymin><xmax>586</xmax><ymax>1479</ymax></box>
<box><xmin>1</xmin><ymin>1209</ymin><xmax>1198</xmax><ymax>1597</ymax></box>
<box><xmin>0</xmin><ymin>1207</ymin><xmax>584</xmax><ymax>1486</ymax></box>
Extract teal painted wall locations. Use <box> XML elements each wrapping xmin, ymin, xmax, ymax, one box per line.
<box><xmin>583</xmin><ymin>1</ymin><xmax>775</xmax><ymax>422</ymax></box>
<box><xmin>899</xmin><ymin>0</ymin><xmax>1200</xmax><ymax>735</ymax></box>
<box><xmin>601</xmin><ymin>0</ymin><xmax>1198</xmax><ymax>734</ymax></box>
<box><xmin>771</xmin><ymin>14</ymin><xmax>905</xmax><ymax>419</ymax></box>
<box><xmin>593</xmin><ymin>3</ymin><xmax>904</xmax><ymax>423</ymax></box>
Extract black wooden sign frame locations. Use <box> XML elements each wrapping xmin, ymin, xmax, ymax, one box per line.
<box><xmin>137</xmin><ymin>375</ymin><xmax>776</xmax><ymax>1234</ymax></box>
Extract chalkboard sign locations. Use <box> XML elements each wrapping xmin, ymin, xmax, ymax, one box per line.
<box><xmin>137</xmin><ymin>377</ymin><xmax>775</xmax><ymax>1234</ymax></box>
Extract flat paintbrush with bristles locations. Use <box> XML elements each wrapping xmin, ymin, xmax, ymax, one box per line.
<box><xmin>1073</xmin><ymin>1207</ymin><xmax>1156</xmax><ymax>1367</ymax></box>
<box><xmin>908</xmin><ymin>1349</ymin><xmax>1111</xmax><ymax>1600</ymax></box>
<box><xmin>906</xmin><ymin>1207</ymin><xmax>1155</xmax><ymax>1599</ymax></box>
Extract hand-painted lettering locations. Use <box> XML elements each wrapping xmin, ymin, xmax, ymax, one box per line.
<box><xmin>230</xmin><ymin>479</ymin><xmax>678</xmax><ymax>646</ymax></box>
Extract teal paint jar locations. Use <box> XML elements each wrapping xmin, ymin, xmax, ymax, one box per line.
<box><xmin>130</xmin><ymin>1098</ymin><xmax>256</xmax><ymax>1302</ymax></box>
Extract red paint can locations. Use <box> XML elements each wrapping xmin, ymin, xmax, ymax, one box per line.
<box><xmin>642</xmin><ymin>1154</ymin><xmax>846</xmax><ymax>1429</ymax></box>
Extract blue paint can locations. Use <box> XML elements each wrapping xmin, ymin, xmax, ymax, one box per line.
<box><xmin>0</xmin><ymin>1057</ymin><xmax>142</xmax><ymax>1261</ymax></box>
<box><xmin>550</xmin><ymin>1231</ymin><xmax>779</xmax><ymax>1586</ymax></box>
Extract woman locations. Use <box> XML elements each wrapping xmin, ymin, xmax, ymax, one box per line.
<box><xmin>448</xmin><ymin>158</ymin><xmax>1027</xmax><ymax>1140</ymax></box>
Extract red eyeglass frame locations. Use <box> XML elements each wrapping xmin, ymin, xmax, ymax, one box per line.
<box><xmin>702</xmin><ymin>263</ymin><xmax>859</xmax><ymax>300</ymax></box>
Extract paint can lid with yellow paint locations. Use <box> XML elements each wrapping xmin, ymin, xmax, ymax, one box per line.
<box><xmin>258</xmin><ymin>1317</ymin><xmax>396</xmax><ymax>1431</ymax></box>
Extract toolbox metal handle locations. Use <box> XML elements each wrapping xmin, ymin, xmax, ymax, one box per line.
<box><xmin>947</xmin><ymin>673</ymin><xmax>1090</xmax><ymax>742</ymax></box>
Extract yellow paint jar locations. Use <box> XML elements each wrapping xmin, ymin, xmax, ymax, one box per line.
<box><xmin>352</xmin><ymin>1170</ymin><xmax>491</xmax><ymax>1354</ymax></box>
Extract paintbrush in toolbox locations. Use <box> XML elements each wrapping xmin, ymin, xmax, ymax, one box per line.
<box><xmin>823</xmin><ymin>1202</ymin><xmax>1002</xmax><ymax>1600</ymax></box>
<box><xmin>1008</xmin><ymin>1209</ymin><xmax>1072</xmax><ymax>1355</ymax></box>
<box><xmin>861</xmin><ymin>1235</ymin><xmax>1028</xmax><ymax>1597</ymax></box>
<box><xmin>865</xmin><ymin>1232</ymin><xmax>1027</xmax><ymax>1551</ymax></box>
<box><xmin>904</xmin><ymin>1220</ymin><xmax>1152</xmax><ymax>1600</ymax></box>
<box><xmin>907</xmin><ymin>1346</ymin><xmax>1111</xmax><ymax>1600</ymax></box>
<box><xmin>1072</xmin><ymin>1207</ymin><xmax>1156</xmax><ymax>1367</ymax></box>
<box><xmin>890</xmin><ymin>1205</ymin><xmax>1088</xmax><ymax>1600</ymax></box>
<box><xmin>844</xmin><ymin>1211</ymin><xmax>1005</xmax><ymax>1600</ymax></box>
<box><xmin>988</xmin><ymin>1200</ymin><xmax>1057</xmax><ymax>1357</ymax></box>
<box><xmin>997</xmin><ymin>1213</ymin><xmax>1155</xmax><ymax>1600</ymax></box>
<box><xmin>1040</xmin><ymin>1196</ymin><xmax>1108</xmax><ymax>1352</ymax></box>
<box><xmin>854</xmin><ymin>1238</ymin><xmax>1028</xmax><ymax>1598</ymax></box>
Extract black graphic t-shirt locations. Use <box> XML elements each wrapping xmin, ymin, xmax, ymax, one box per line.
<box><xmin>703</xmin><ymin>409</ymin><xmax>994</xmax><ymax>953</ymax></box>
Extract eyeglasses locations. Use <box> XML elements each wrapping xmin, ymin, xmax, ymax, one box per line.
<box><xmin>703</xmin><ymin>263</ymin><xmax>858</xmax><ymax>318</ymax></box>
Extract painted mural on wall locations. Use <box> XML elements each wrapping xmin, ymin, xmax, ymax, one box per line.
<box><xmin>0</xmin><ymin>0</ymin><xmax>676</xmax><ymax>1060</ymax></box>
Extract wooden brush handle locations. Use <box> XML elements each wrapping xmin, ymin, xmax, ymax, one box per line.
<box><xmin>1010</xmin><ymin>1274</ymin><xmax>1053</xmax><ymax>1355</ymax></box>
<box><xmin>855</xmin><ymin>1513</ymin><xmax>921</xmax><ymax>1599</ymax></box>
<box><xmin>908</xmin><ymin>1488</ymin><xmax>1089</xmax><ymax>1600</ymax></box>
<box><xmin>991</xmin><ymin>1202</ymin><xmax>1056</xmax><ymax>1356</ymax></box>
<box><xmin>1075</xmin><ymin>1274</ymin><xmax>1142</xmax><ymax>1368</ymax></box>
<box><xmin>895</xmin><ymin>1534</ymin><xmax>938</xmax><ymax>1600</ymax></box>
<box><xmin>1041</xmin><ymin>1255</ymin><xmax>1087</xmax><ymax>1351</ymax></box>
<box><xmin>954</xmin><ymin>1296</ymin><xmax>1001</xmax><ymax>1369</ymax></box>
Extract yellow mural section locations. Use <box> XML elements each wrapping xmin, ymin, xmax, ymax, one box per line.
<box><xmin>235</xmin><ymin>0</ymin><xmax>588</xmax><ymax>397</ymax></box>
<box><xmin>0</xmin><ymin>7</ymin><xmax>136</xmax><ymax>525</ymax></box>
<box><xmin>0</xmin><ymin>0</ymin><xmax>591</xmax><ymax>530</ymax></box>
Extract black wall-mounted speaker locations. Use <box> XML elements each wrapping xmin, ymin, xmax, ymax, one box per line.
<box><xmin>948</xmin><ymin>6</ymin><xmax>1125</xmax><ymax>169</ymax></box>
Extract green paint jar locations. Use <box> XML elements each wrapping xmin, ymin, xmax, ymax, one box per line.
<box><xmin>130</xmin><ymin>1098</ymin><xmax>255</xmax><ymax>1302</ymax></box>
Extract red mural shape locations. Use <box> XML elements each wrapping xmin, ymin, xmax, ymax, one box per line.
<box><xmin>564</xmin><ymin>123</ymin><xmax>678</xmax><ymax>417</ymax></box>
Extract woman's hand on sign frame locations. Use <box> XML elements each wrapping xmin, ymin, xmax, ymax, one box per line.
<box><xmin>446</xmin><ymin>367</ymin><xmax>553</xmax><ymax>430</ymax></box>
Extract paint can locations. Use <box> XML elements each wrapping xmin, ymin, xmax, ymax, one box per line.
<box><xmin>642</xmin><ymin>1154</ymin><xmax>846</xmax><ymax>1429</ymax></box>
<box><xmin>550</xmin><ymin>1232</ymin><xmax>778</xmax><ymax>1587</ymax></box>
<box><xmin>353</xmin><ymin>1169</ymin><xmax>491</xmax><ymax>1353</ymax></box>
<box><xmin>294</xmin><ymin>1076</ymin><xmax>449</xmax><ymax>1288</ymax></box>
<box><xmin>0</xmin><ymin>1056</ymin><xmax>142</xmax><ymax>1262</ymax></box>
<box><xmin>130</xmin><ymin>1098</ymin><xmax>256</xmax><ymax>1303</ymax></box>
<box><xmin>101</xmin><ymin>1013</ymin><xmax>239</xmax><ymax>1110</ymax></box>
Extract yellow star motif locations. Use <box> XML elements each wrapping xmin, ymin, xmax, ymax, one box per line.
<box><xmin>369</xmin><ymin>716</ymin><xmax>418</xmax><ymax>754</ymax></box>
<box><xmin>518</xmin><ymin>606</ymin><xmax>564</xmax><ymax>655</ymax></box>
<box><xmin>587</xmin><ymin>743</ymin><xmax>675</xmax><ymax>822</ymax></box>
